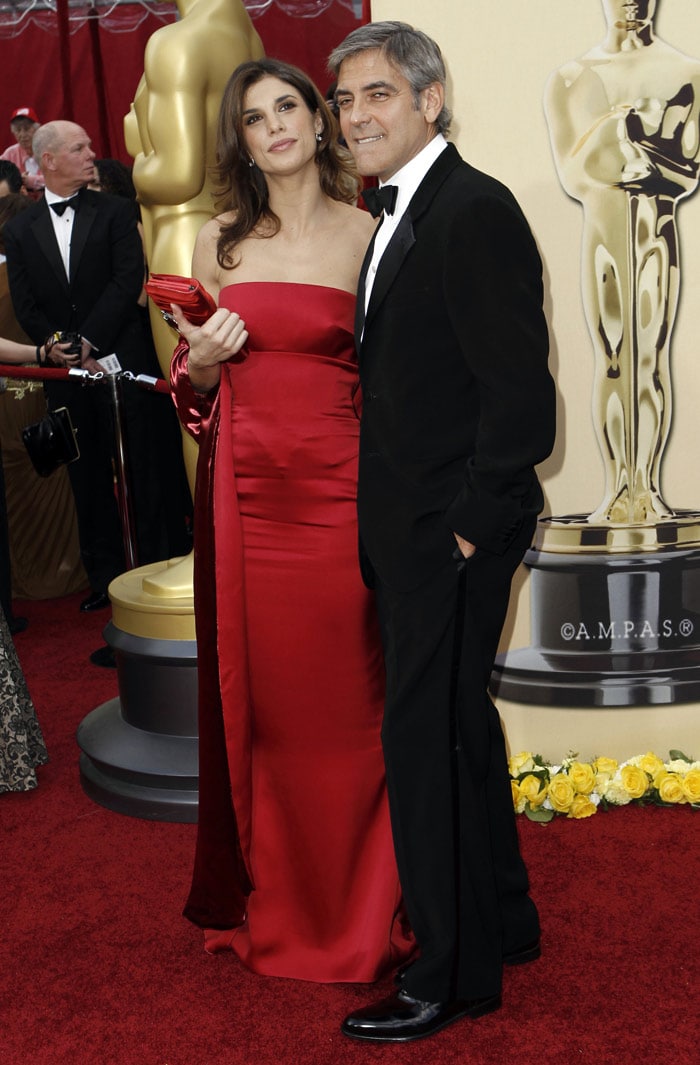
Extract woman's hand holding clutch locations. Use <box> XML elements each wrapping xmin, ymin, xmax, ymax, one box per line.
<box><xmin>171</xmin><ymin>303</ymin><xmax>249</xmax><ymax>393</ymax></box>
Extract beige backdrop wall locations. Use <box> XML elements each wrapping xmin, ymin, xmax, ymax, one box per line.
<box><xmin>372</xmin><ymin>0</ymin><xmax>700</xmax><ymax>760</ymax></box>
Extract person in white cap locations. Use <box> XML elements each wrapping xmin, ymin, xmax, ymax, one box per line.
<box><xmin>0</xmin><ymin>108</ymin><xmax>44</xmax><ymax>195</ymax></box>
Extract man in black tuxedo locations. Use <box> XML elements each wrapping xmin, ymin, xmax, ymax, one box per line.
<box><xmin>4</xmin><ymin>121</ymin><xmax>189</xmax><ymax>620</ymax></box>
<box><xmin>330</xmin><ymin>22</ymin><xmax>556</xmax><ymax>1042</ymax></box>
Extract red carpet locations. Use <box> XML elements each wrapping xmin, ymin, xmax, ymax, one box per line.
<box><xmin>2</xmin><ymin>592</ymin><xmax>699</xmax><ymax>1064</ymax></box>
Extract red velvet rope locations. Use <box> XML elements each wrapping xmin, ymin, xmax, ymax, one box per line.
<box><xmin>0</xmin><ymin>364</ymin><xmax>74</xmax><ymax>381</ymax></box>
<box><xmin>0</xmin><ymin>363</ymin><xmax>172</xmax><ymax>395</ymax></box>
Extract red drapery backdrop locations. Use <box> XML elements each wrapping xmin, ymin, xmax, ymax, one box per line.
<box><xmin>0</xmin><ymin>1</ymin><xmax>370</xmax><ymax>163</ymax></box>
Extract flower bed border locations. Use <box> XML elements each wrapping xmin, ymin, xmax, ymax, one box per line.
<box><xmin>509</xmin><ymin>750</ymin><xmax>700</xmax><ymax>821</ymax></box>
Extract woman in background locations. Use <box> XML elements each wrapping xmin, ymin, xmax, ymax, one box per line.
<box><xmin>170</xmin><ymin>59</ymin><xmax>414</xmax><ymax>983</ymax></box>
<box><xmin>0</xmin><ymin>239</ymin><xmax>49</xmax><ymax>787</ymax></box>
<box><xmin>0</xmin><ymin>603</ymin><xmax>47</xmax><ymax>793</ymax></box>
<box><xmin>90</xmin><ymin>158</ymin><xmax>138</xmax><ymax>201</ymax></box>
<box><xmin>0</xmin><ymin>194</ymin><xmax>85</xmax><ymax>609</ymax></box>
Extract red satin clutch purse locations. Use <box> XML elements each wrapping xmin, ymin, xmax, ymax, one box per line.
<box><xmin>145</xmin><ymin>274</ymin><xmax>217</xmax><ymax>327</ymax></box>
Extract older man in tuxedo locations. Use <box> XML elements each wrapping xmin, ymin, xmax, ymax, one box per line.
<box><xmin>329</xmin><ymin>22</ymin><xmax>556</xmax><ymax>1042</ymax></box>
<box><xmin>4</xmin><ymin>121</ymin><xmax>188</xmax><ymax>628</ymax></box>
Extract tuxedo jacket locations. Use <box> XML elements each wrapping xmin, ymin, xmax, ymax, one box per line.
<box><xmin>356</xmin><ymin>143</ymin><xmax>555</xmax><ymax>591</ymax></box>
<box><xmin>3</xmin><ymin>187</ymin><xmax>156</xmax><ymax>374</ymax></box>
<box><xmin>3</xmin><ymin>187</ymin><xmax>180</xmax><ymax>587</ymax></box>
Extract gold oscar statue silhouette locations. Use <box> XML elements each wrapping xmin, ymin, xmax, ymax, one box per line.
<box><xmin>493</xmin><ymin>1</ymin><xmax>700</xmax><ymax>708</ymax></box>
<box><xmin>124</xmin><ymin>0</ymin><xmax>263</xmax><ymax>599</ymax></box>
<box><xmin>77</xmin><ymin>0</ymin><xmax>264</xmax><ymax>822</ymax></box>
<box><xmin>543</xmin><ymin>0</ymin><xmax>700</xmax><ymax>548</ymax></box>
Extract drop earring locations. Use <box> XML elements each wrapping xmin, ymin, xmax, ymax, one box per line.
<box><xmin>315</xmin><ymin>131</ymin><xmax>323</xmax><ymax>143</ymax></box>
<box><xmin>248</xmin><ymin>154</ymin><xmax>255</xmax><ymax>167</ymax></box>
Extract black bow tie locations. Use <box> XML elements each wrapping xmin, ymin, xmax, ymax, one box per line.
<box><xmin>362</xmin><ymin>185</ymin><xmax>398</xmax><ymax>218</ymax></box>
<box><xmin>50</xmin><ymin>197</ymin><xmax>79</xmax><ymax>216</ymax></box>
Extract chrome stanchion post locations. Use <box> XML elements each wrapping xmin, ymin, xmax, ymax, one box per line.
<box><xmin>105</xmin><ymin>371</ymin><xmax>138</xmax><ymax>571</ymax></box>
<box><xmin>76</xmin><ymin>368</ymin><xmax>198</xmax><ymax>822</ymax></box>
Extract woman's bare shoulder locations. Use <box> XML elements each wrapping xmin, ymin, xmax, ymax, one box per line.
<box><xmin>196</xmin><ymin>212</ymin><xmax>235</xmax><ymax>245</ymax></box>
<box><xmin>194</xmin><ymin>217</ymin><xmax>219</xmax><ymax>253</ymax></box>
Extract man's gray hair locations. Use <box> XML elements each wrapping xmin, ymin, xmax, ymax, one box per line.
<box><xmin>329</xmin><ymin>20</ymin><xmax>452</xmax><ymax>136</ymax></box>
<box><xmin>32</xmin><ymin>122</ymin><xmax>61</xmax><ymax>166</ymax></box>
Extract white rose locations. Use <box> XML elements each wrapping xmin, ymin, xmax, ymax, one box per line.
<box><xmin>665</xmin><ymin>759</ymin><xmax>693</xmax><ymax>773</ymax></box>
<box><xmin>599</xmin><ymin>773</ymin><xmax>633</xmax><ymax>805</ymax></box>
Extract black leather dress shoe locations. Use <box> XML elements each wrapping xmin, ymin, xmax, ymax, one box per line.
<box><xmin>503</xmin><ymin>938</ymin><xmax>541</xmax><ymax>966</ymax></box>
<box><xmin>341</xmin><ymin>988</ymin><xmax>501</xmax><ymax>1042</ymax></box>
<box><xmin>8</xmin><ymin>615</ymin><xmax>29</xmax><ymax>635</ymax></box>
<box><xmin>80</xmin><ymin>591</ymin><xmax>110</xmax><ymax>612</ymax></box>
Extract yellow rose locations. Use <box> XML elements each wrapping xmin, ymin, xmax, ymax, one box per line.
<box><xmin>593</xmin><ymin>756</ymin><xmax>618</xmax><ymax>788</ymax></box>
<box><xmin>519</xmin><ymin>774</ymin><xmax>548</xmax><ymax>808</ymax></box>
<box><xmin>511</xmin><ymin>779</ymin><xmax>525</xmax><ymax>813</ymax></box>
<box><xmin>620</xmin><ymin>764</ymin><xmax>649</xmax><ymax>800</ymax></box>
<box><xmin>509</xmin><ymin>752</ymin><xmax>535</xmax><ymax>777</ymax></box>
<box><xmin>682</xmin><ymin>768</ymin><xmax>700</xmax><ymax>805</ymax></box>
<box><xmin>570</xmin><ymin>793</ymin><xmax>597</xmax><ymax>819</ymax></box>
<box><xmin>655</xmin><ymin>771</ymin><xmax>687</xmax><ymax>805</ymax></box>
<box><xmin>639</xmin><ymin>752</ymin><xmax>665</xmax><ymax>776</ymax></box>
<box><xmin>568</xmin><ymin>761</ymin><xmax>596</xmax><ymax>795</ymax></box>
<box><xmin>548</xmin><ymin>773</ymin><xmax>575</xmax><ymax>814</ymax></box>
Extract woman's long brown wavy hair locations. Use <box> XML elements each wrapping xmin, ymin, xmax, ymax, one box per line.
<box><xmin>214</xmin><ymin>58</ymin><xmax>362</xmax><ymax>270</ymax></box>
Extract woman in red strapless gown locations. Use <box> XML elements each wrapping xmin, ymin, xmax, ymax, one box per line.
<box><xmin>170</xmin><ymin>60</ymin><xmax>414</xmax><ymax>983</ymax></box>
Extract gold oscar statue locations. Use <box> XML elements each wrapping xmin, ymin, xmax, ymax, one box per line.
<box><xmin>492</xmin><ymin>1</ymin><xmax>700</xmax><ymax>708</ymax></box>
<box><xmin>543</xmin><ymin>0</ymin><xmax>700</xmax><ymax>551</ymax></box>
<box><xmin>122</xmin><ymin>0</ymin><xmax>263</xmax><ymax>605</ymax></box>
<box><xmin>77</xmin><ymin>0</ymin><xmax>264</xmax><ymax>823</ymax></box>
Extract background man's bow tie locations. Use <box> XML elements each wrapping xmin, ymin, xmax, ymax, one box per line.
<box><xmin>362</xmin><ymin>185</ymin><xmax>398</xmax><ymax>218</ymax></box>
<box><xmin>50</xmin><ymin>198</ymin><xmax>79</xmax><ymax>216</ymax></box>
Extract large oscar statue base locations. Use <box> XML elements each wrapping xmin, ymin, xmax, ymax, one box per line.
<box><xmin>76</xmin><ymin>560</ymin><xmax>198</xmax><ymax>822</ymax></box>
<box><xmin>492</xmin><ymin>514</ymin><xmax>700</xmax><ymax>708</ymax></box>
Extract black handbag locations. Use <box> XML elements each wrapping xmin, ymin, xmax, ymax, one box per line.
<box><xmin>22</xmin><ymin>406</ymin><xmax>80</xmax><ymax>477</ymax></box>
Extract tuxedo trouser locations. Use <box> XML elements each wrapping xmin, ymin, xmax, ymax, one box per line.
<box><xmin>374</xmin><ymin>521</ymin><xmax>539</xmax><ymax>1002</ymax></box>
<box><xmin>46</xmin><ymin>379</ymin><xmax>124</xmax><ymax>593</ymax></box>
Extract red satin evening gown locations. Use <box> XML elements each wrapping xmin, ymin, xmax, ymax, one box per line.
<box><xmin>174</xmin><ymin>283</ymin><xmax>414</xmax><ymax>983</ymax></box>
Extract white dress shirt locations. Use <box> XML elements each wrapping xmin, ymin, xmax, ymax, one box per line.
<box><xmin>363</xmin><ymin>133</ymin><xmax>449</xmax><ymax>313</ymax></box>
<box><xmin>44</xmin><ymin>189</ymin><xmax>79</xmax><ymax>280</ymax></box>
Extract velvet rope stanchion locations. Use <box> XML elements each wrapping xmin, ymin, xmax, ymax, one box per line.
<box><xmin>0</xmin><ymin>364</ymin><xmax>173</xmax><ymax>568</ymax></box>
<box><xmin>0</xmin><ymin>364</ymin><xmax>173</xmax><ymax>395</ymax></box>
<box><xmin>124</xmin><ymin>373</ymin><xmax>172</xmax><ymax>396</ymax></box>
<box><xmin>2</xmin><ymin>361</ymin><xmax>199</xmax><ymax>821</ymax></box>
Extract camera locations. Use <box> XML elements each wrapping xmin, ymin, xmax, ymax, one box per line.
<box><xmin>57</xmin><ymin>331</ymin><xmax>83</xmax><ymax>355</ymax></box>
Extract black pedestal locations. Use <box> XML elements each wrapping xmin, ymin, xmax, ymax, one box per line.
<box><xmin>492</xmin><ymin>548</ymin><xmax>700</xmax><ymax>707</ymax></box>
<box><xmin>76</xmin><ymin>621</ymin><xmax>198</xmax><ymax>821</ymax></box>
